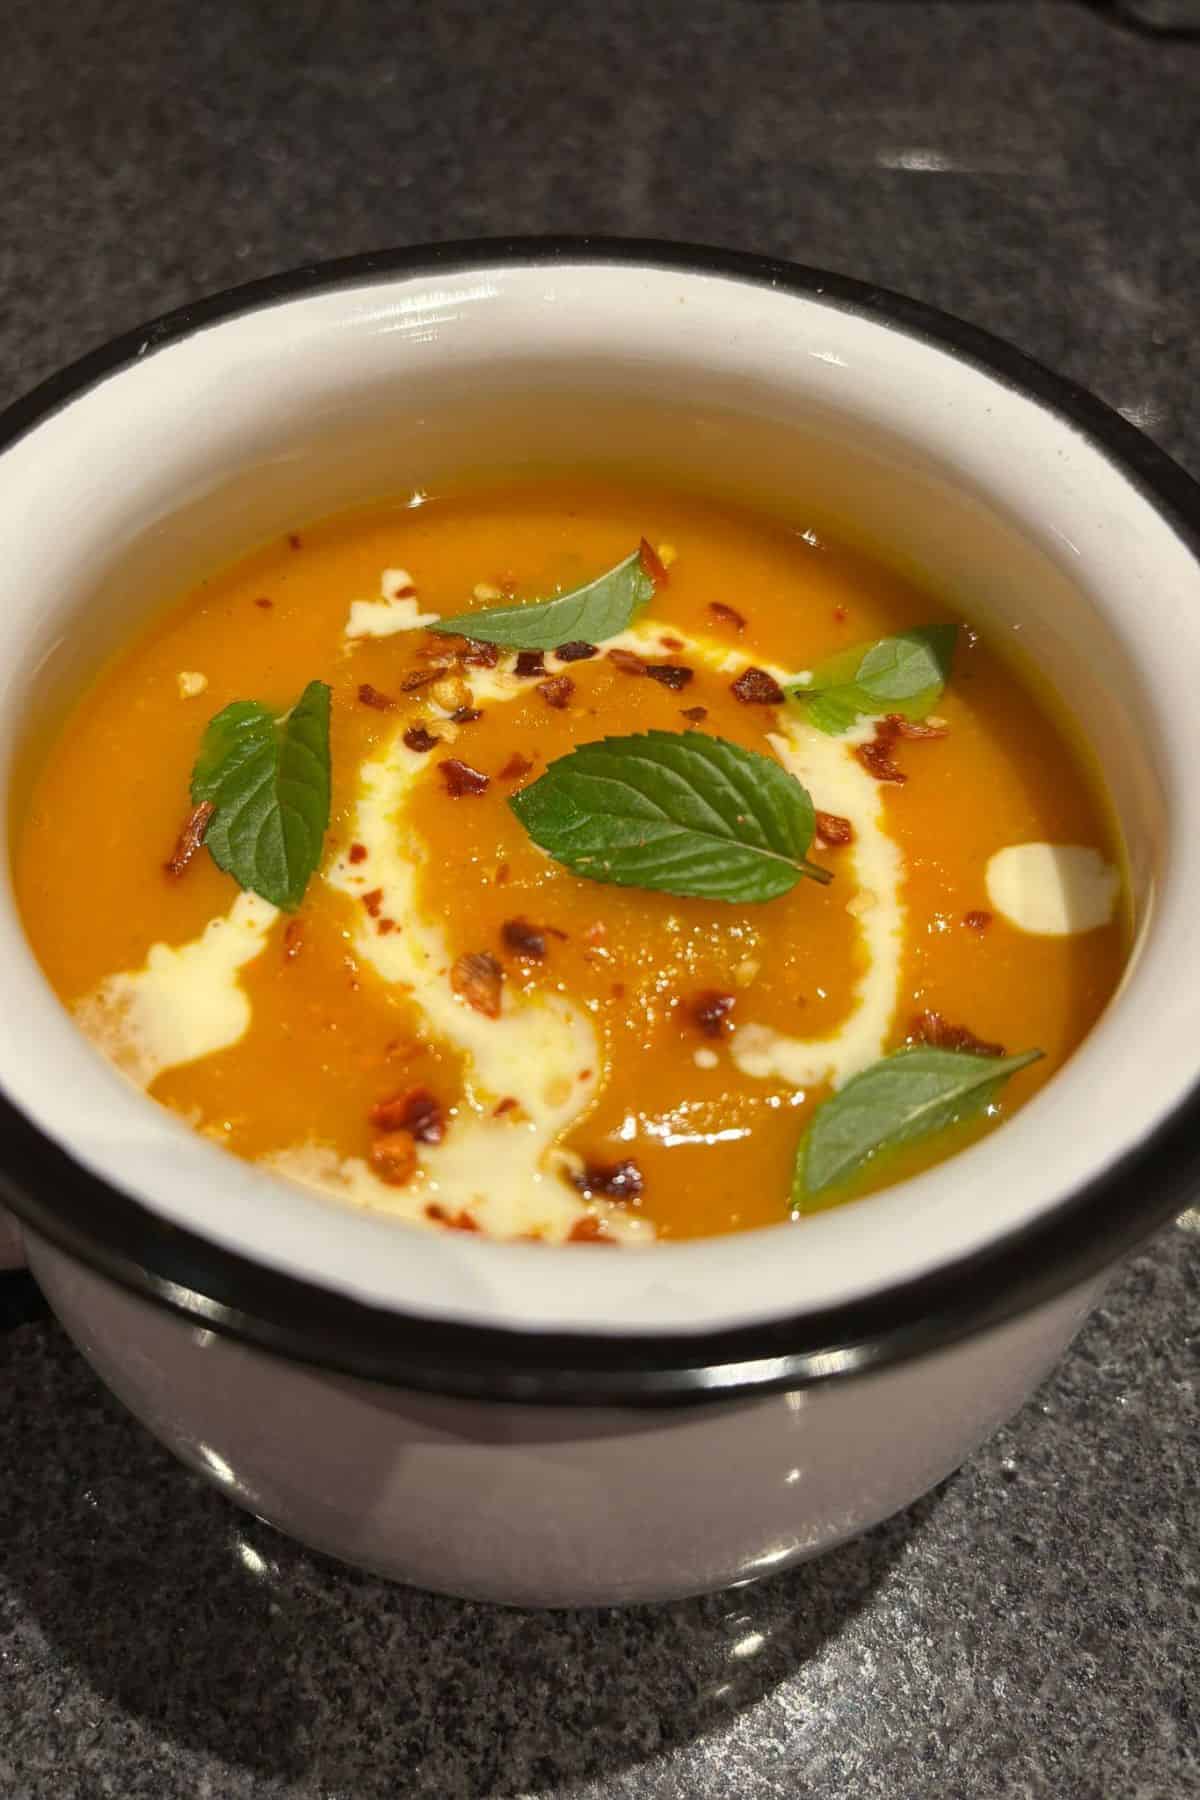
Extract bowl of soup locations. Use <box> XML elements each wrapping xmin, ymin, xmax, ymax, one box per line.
<box><xmin>0</xmin><ymin>241</ymin><xmax>1197</xmax><ymax>1606</ymax></box>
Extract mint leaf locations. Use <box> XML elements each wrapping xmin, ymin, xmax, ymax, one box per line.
<box><xmin>790</xmin><ymin>624</ymin><xmax>958</xmax><ymax>736</ymax></box>
<box><xmin>509</xmin><ymin>729</ymin><xmax>833</xmax><ymax>901</ymax></box>
<box><xmin>433</xmin><ymin>546</ymin><xmax>657</xmax><ymax>650</ymax></box>
<box><xmin>191</xmin><ymin>679</ymin><xmax>331</xmax><ymax>910</ymax></box>
<box><xmin>794</xmin><ymin>1043</ymin><xmax>1042</xmax><ymax>1202</ymax></box>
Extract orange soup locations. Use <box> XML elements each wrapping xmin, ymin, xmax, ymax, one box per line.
<box><xmin>16</xmin><ymin>481</ymin><xmax>1127</xmax><ymax>1243</ymax></box>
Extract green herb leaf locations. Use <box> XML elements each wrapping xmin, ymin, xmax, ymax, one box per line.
<box><xmin>191</xmin><ymin>679</ymin><xmax>331</xmax><ymax>911</ymax></box>
<box><xmin>432</xmin><ymin>546</ymin><xmax>657</xmax><ymax>650</ymax></box>
<box><xmin>800</xmin><ymin>687</ymin><xmax>865</xmax><ymax>737</ymax></box>
<box><xmin>510</xmin><ymin>728</ymin><xmax>833</xmax><ymax>901</ymax></box>
<box><xmin>794</xmin><ymin>1043</ymin><xmax>1042</xmax><ymax>1202</ymax></box>
<box><xmin>789</xmin><ymin>624</ymin><xmax>958</xmax><ymax>736</ymax></box>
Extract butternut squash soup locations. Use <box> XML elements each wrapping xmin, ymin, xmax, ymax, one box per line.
<box><xmin>16</xmin><ymin>482</ymin><xmax>1127</xmax><ymax>1243</ymax></box>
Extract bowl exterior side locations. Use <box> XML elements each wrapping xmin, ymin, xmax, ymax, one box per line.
<box><xmin>27</xmin><ymin>1230</ymin><xmax>1104</xmax><ymax>1606</ymax></box>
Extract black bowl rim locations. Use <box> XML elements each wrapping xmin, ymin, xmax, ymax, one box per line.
<box><xmin>2</xmin><ymin>234</ymin><xmax>1198</xmax><ymax>1408</ymax></box>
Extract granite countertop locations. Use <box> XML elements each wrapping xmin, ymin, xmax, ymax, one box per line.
<box><xmin>2</xmin><ymin>2</ymin><xmax>1199</xmax><ymax>1794</ymax></box>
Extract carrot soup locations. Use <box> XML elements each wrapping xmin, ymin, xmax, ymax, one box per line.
<box><xmin>16</xmin><ymin>481</ymin><xmax>1127</xmax><ymax>1243</ymax></box>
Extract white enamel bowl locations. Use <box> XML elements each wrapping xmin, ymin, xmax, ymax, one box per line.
<box><xmin>1</xmin><ymin>242</ymin><xmax>1198</xmax><ymax>1606</ymax></box>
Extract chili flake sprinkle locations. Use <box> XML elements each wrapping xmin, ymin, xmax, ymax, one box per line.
<box><xmin>570</xmin><ymin>1159</ymin><xmax>645</xmax><ymax>1203</ymax></box>
<box><xmin>708</xmin><ymin>600</ymin><xmax>746</xmax><ymax>632</ymax></box>
<box><xmin>370</xmin><ymin>1085</ymin><xmax>445</xmax><ymax>1144</ymax></box>
<box><xmin>537</xmin><ymin>674</ymin><xmax>575</xmax><ymax>709</ymax></box>
<box><xmin>438</xmin><ymin>758</ymin><xmax>490</xmax><ymax>797</ymax></box>
<box><xmin>644</xmin><ymin>663</ymin><xmax>694</xmax><ymax>691</ymax></box>
<box><xmin>814</xmin><ymin>810</ymin><xmax>855</xmax><ymax>848</ymax></box>
<box><xmin>498</xmin><ymin>752</ymin><xmax>534</xmax><ymax>781</ymax></box>
<box><xmin>451</xmin><ymin>950</ymin><xmax>504</xmax><ymax>1018</ymax></box>
<box><xmin>403</xmin><ymin>724</ymin><xmax>441</xmax><ymax>753</ymax></box>
<box><xmin>690</xmin><ymin>990</ymin><xmax>737</xmax><ymax>1038</ymax></box>
<box><xmin>906</xmin><ymin>1011</ymin><xmax>1004</xmax><ymax>1058</ymax></box>
<box><xmin>164</xmin><ymin>801</ymin><xmax>215</xmax><ymax>878</ymax></box>
<box><xmin>730</xmin><ymin>666</ymin><xmax>785</xmax><ymax>705</ymax></box>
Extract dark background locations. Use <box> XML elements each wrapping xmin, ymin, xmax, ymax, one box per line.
<box><xmin>2</xmin><ymin>3</ymin><xmax>1199</xmax><ymax>1796</ymax></box>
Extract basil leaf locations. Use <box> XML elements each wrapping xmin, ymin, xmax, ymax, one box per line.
<box><xmin>191</xmin><ymin>679</ymin><xmax>331</xmax><ymax>911</ymax></box>
<box><xmin>510</xmin><ymin>729</ymin><xmax>833</xmax><ymax>901</ymax></box>
<box><xmin>854</xmin><ymin>625</ymin><xmax>957</xmax><ymax>700</ymax></box>
<box><xmin>802</xmin><ymin>688</ymin><xmax>865</xmax><ymax>737</ymax></box>
<box><xmin>794</xmin><ymin>1043</ymin><xmax>1042</xmax><ymax>1202</ymax></box>
<box><xmin>432</xmin><ymin>547</ymin><xmax>656</xmax><ymax>650</ymax></box>
<box><xmin>790</xmin><ymin>624</ymin><xmax>957</xmax><ymax>736</ymax></box>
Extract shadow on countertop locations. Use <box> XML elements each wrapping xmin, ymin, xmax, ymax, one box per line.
<box><xmin>1</xmin><ymin>1314</ymin><xmax>937</xmax><ymax>1797</ymax></box>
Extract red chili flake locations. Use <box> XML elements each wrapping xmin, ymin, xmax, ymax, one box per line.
<box><xmin>708</xmin><ymin>600</ymin><xmax>746</xmax><ymax>633</ymax></box>
<box><xmin>287</xmin><ymin>532</ymin><xmax>302</xmax><ymax>550</ymax></box>
<box><xmin>425</xmin><ymin>1203</ymin><xmax>481</xmax><ymax>1232</ymax></box>
<box><xmin>494</xmin><ymin>861</ymin><xmax>511</xmax><ymax>885</ymax></box>
<box><xmin>370</xmin><ymin>1085</ymin><xmax>445</xmax><ymax>1144</ymax></box>
<box><xmin>639</xmin><ymin>538</ymin><xmax>669</xmax><ymax>588</ymax></box>
<box><xmin>644</xmin><ymin>663</ymin><xmax>694</xmax><ymax>691</ymax></box>
<box><xmin>833</xmin><ymin>605</ymin><xmax>848</xmax><ymax>622</ymax></box>
<box><xmin>906</xmin><ymin>1011</ymin><xmax>1005</xmax><ymax>1057</ymax></box>
<box><xmin>882</xmin><ymin>712</ymin><xmax>948</xmax><ymax>740</ymax></box>
<box><xmin>358</xmin><ymin>683</ymin><xmax>396</xmax><ymax>710</ymax></box>
<box><xmin>607</xmin><ymin>647</ymin><xmax>647</xmax><ymax>675</ymax></box>
<box><xmin>400</xmin><ymin>666</ymin><xmax>445</xmax><ymax>692</ymax></box>
<box><xmin>501</xmin><ymin>917</ymin><xmax>550</xmax><ymax>960</ymax></box>
<box><xmin>403</xmin><ymin>724</ymin><xmax>441</xmax><ymax>753</ymax></box>
<box><xmin>283</xmin><ymin>918</ymin><xmax>305</xmax><ymax>961</ymax></box>
<box><xmin>451</xmin><ymin>950</ymin><xmax>504</xmax><ymax>1018</ymax></box>
<box><xmin>659</xmin><ymin>634</ymin><xmax>685</xmax><ymax>651</ymax></box>
<box><xmin>814</xmin><ymin>810</ymin><xmax>855</xmax><ymax>848</ymax></box>
<box><xmin>568</xmin><ymin>1216</ymin><xmax>616</xmax><ymax>1245</ymax></box>
<box><xmin>368</xmin><ymin>1130</ymin><xmax>418</xmax><ymax>1187</ymax></box>
<box><xmin>254</xmin><ymin>596</ymin><xmax>273</xmax><ymax>609</ymax></box>
<box><xmin>514</xmin><ymin>650</ymin><xmax>546</xmax><ymax>678</ymax></box>
<box><xmin>348</xmin><ymin>843</ymin><xmax>368</xmax><ymax>864</ymax></box>
<box><xmin>856</xmin><ymin>737</ymin><xmax>907</xmax><ymax>784</ymax></box>
<box><xmin>681</xmin><ymin>705</ymin><xmax>708</xmax><ymax>724</ymax></box>
<box><xmin>361</xmin><ymin>888</ymin><xmax>384</xmax><ymax>918</ymax></box>
<box><xmin>459</xmin><ymin>639</ymin><xmax>501</xmax><ymax>668</ymax></box>
<box><xmin>450</xmin><ymin>705</ymin><xmax>484</xmax><ymax>724</ymax></box>
<box><xmin>438</xmin><ymin>758</ymin><xmax>489</xmax><ymax>797</ymax></box>
<box><xmin>730</xmin><ymin>666</ymin><xmax>785</xmax><ymax>705</ymax></box>
<box><xmin>554</xmin><ymin>640</ymin><xmax>598</xmax><ymax>662</ymax></box>
<box><xmin>164</xmin><ymin>800</ymin><xmax>216</xmax><ymax>878</ymax></box>
<box><xmin>493</xmin><ymin>1096</ymin><xmax>518</xmax><ymax>1116</ymax></box>
<box><xmin>690</xmin><ymin>990</ymin><xmax>737</xmax><ymax>1038</ymax></box>
<box><xmin>963</xmin><ymin>910</ymin><xmax>993</xmax><ymax>931</ymax></box>
<box><xmin>498</xmin><ymin>752</ymin><xmax>534</xmax><ymax>782</ymax></box>
<box><xmin>569</xmin><ymin>1159</ymin><xmax>644</xmax><ymax>1202</ymax></box>
<box><xmin>377</xmin><ymin>919</ymin><xmax>396</xmax><ymax>934</ymax></box>
<box><xmin>537</xmin><ymin>674</ymin><xmax>574</xmax><ymax>709</ymax></box>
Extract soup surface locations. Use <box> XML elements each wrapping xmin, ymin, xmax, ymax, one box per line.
<box><xmin>17</xmin><ymin>481</ymin><xmax>1127</xmax><ymax>1243</ymax></box>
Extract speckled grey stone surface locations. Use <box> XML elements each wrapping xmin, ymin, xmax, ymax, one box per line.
<box><xmin>1</xmin><ymin>1</ymin><xmax>1199</xmax><ymax>1794</ymax></box>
